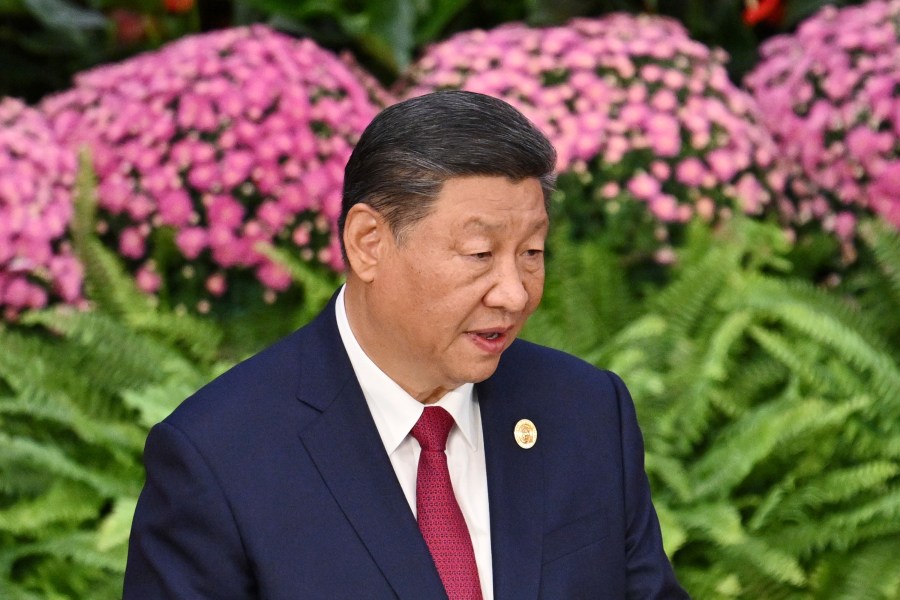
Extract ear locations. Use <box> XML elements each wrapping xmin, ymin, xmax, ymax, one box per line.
<box><xmin>343</xmin><ymin>204</ymin><xmax>389</xmax><ymax>283</ymax></box>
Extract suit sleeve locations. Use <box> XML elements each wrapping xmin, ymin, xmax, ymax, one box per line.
<box><xmin>123</xmin><ymin>421</ymin><xmax>256</xmax><ymax>599</ymax></box>
<box><xmin>607</xmin><ymin>371</ymin><xmax>690</xmax><ymax>599</ymax></box>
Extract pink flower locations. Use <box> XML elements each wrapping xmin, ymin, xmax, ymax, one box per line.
<box><xmin>745</xmin><ymin>0</ymin><xmax>900</xmax><ymax>245</ymax></box>
<box><xmin>136</xmin><ymin>265</ymin><xmax>162</xmax><ymax>293</ymax></box>
<box><xmin>399</xmin><ymin>13</ymin><xmax>785</xmax><ymax>260</ymax></box>
<box><xmin>833</xmin><ymin>212</ymin><xmax>857</xmax><ymax>240</ymax></box>
<box><xmin>205</xmin><ymin>271</ymin><xmax>227</xmax><ymax>296</ymax></box>
<box><xmin>256</xmin><ymin>260</ymin><xmax>292</xmax><ymax>291</ymax></box>
<box><xmin>41</xmin><ymin>25</ymin><xmax>385</xmax><ymax>311</ymax></box>
<box><xmin>206</xmin><ymin>195</ymin><xmax>245</xmax><ymax>229</ymax></box>
<box><xmin>158</xmin><ymin>189</ymin><xmax>194</xmax><ymax>227</ymax></box>
<box><xmin>175</xmin><ymin>227</ymin><xmax>208</xmax><ymax>259</ymax></box>
<box><xmin>648</xmin><ymin>194</ymin><xmax>680</xmax><ymax>221</ymax></box>
<box><xmin>0</xmin><ymin>98</ymin><xmax>82</xmax><ymax>319</ymax></box>
<box><xmin>627</xmin><ymin>173</ymin><xmax>662</xmax><ymax>200</ymax></box>
<box><xmin>119</xmin><ymin>227</ymin><xmax>146</xmax><ymax>259</ymax></box>
<box><xmin>676</xmin><ymin>157</ymin><xmax>707</xmax><ymax>186</ymax></box>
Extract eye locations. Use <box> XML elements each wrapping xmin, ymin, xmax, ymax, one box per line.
<box><xmin>523</xmin><ymin>249</ymin><xmax>544</xmax><ymax>258</ymax></box>
<box><xmin>470</xmin><ymin>251</ymin><xmax>492</xmax><ymax>260</ymax></box>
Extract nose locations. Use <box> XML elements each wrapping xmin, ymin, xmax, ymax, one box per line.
<box><xmin>483</xmin><ymin>258</ymin><xmax>529</xmax><ymax>313</ymax></box>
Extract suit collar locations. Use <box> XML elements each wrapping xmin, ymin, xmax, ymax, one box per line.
<box><xmin>478</xmin><ymin>355</ymin><xmax>545</xmax><ymax>600</ymax></box>
<box><xmin>295</xmin><ymin>295</ymin><xmax>448</xmax><ymax>599</ymax></box>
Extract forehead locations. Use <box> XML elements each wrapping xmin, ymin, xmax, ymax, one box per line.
<box><xmin>430</xmin><ymin>176</ymin><xmax>548</xmax><ymax>230</ymax></box>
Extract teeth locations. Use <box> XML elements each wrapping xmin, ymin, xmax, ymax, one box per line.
<box><xmin>482</xmin><ymin>333</ymin><xmax>499</xmax><ymax>340</ymax></box>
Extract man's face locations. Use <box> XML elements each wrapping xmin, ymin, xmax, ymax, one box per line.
<box><xmin>363</xmin><ymin>175</ymin><xmax>548</xmax><ymax>402</ymax></box>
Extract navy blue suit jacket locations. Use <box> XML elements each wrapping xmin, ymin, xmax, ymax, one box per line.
<box><xmin>124</xmin><ymin>296</ymin><xmax>687</xmax><ymax>598</ymax></box>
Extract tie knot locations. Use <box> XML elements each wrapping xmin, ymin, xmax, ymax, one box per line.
<box><xmin>410</xmin><ymin>406</ymin><xmax>455</xmax><ymax>451</ymax></box>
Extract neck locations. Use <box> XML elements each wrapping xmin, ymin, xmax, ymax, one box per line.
<box><xmin>343</xmin><ymin>280</ymin><xmax>451</xmax><ymax>404</ymax></box>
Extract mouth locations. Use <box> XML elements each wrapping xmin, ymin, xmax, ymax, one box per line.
<box><xmin>476</xmin><ymin>332</ymin><xmax>502</xmax><ymax>341</ymax></box>
<box><xmin>467</xmin><ymin>327</ymin><xmax>513</xmax><ymax>353</ymax></box>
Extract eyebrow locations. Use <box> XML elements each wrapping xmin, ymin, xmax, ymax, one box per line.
<box><xmin>462</xmin><ymin>217</ymin><xmax>549</xmax><ymax>234</ymax></box>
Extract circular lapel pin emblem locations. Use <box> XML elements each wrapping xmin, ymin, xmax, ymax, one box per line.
<box><xmin>514</xmin><ymin>419</ymin><xmax>537</xmax><ymax>449</ymax></box>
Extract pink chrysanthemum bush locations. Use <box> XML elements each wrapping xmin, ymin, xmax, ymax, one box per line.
<box><xmin>41</xmin><ymin>25</ymin><xmax>385</xmax><ymax>313</ymax></box>
<box><xmin>745</xmin><ymin>0</ymin><xmax>900</xmax><ymax>255</ymax></box>
<box><xmin>0</xmin><ymin>98</ymin><xmax>83</xmax><ymax>321</ymax></box>
<box><xmin>399</xmin><ymin>14</ymin><xmax>788</xmax><ymax>261</ymax></box>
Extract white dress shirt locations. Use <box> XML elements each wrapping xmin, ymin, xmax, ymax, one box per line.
<box><xmin>335</xmin><ymin>286</ymin><xmax>494</xmax><ymax>599</ymax></box>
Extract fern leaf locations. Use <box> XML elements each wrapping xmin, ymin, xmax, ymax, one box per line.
<box><xmin>95</xmin><ymin>496</ymin><xmax>138</xmax><ymax>553</ymax></box>
<box><xmin>721</xmin><ymin>537</ymin><xmax>806</xmax><ymax>587</ymax></box>
<box><xmin>815</xmin><ymin>537</ymin><xmax>900</xmax><ymax>600</ymax></box>
<box><xmin>688</xmin><ymin>396</ymin><xmax>867</xmax><ymax>499</ymax></box>
<box><xmin>0</xmin><ymin>482</ymin><xmax>100</xmax><ymax>535</ymax></box>
<box><xmin>70</xmin><ymin>154</ymin><xmax>154</xmax><ymax>319</ymax></box>
<box><xmin>762</xmin><ymin>461</ymin><xmax>900</xmax><ymax>527</ymax></box>
<box><xmin>0</xmin><ymin>433</ymin><xmax>131</xmax><ymax>497</ymax></box>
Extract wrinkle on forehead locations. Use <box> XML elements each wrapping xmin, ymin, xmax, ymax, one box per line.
<box><xmin>460</xmin><ymin>214</ymin><xmax>549</xmax><ymax>235</ymax></box>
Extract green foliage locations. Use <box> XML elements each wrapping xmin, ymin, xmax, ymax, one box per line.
<box><xmin>0</xmin><ymin>0</ymin><xmax>201</xmax><ymax>102</ymax></box>
<box><xmin>0</xmin><ymin>165</ymin><xmax>225</xmax><ymax>598</ymax></box>
<box><xmin>0</xmin><ymin>157</ymin><xmax>338</xmax><ymax>597</ymax></box>
<box><xmin>525</xmin><ymin>216</ymin><xmax>900</xmax><ymax>599</ymax></box>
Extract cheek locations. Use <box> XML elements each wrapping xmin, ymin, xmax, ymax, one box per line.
<box><xmin>525</xmin><ymin>273</ymin><xmax>545</xmax><ymax>313</ymax></box>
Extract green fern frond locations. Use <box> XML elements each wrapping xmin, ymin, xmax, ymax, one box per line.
<box><xmin>256</xmin><ymin>242</ymin><xmax>342</xmax><ymax>324</ymax></box>
<box><xmin>0</xmin><ymin>481</ymin><xmax>100</xmax><ymax>535</ymax></box>
<box><xmin>858</xmin><ymin>218</ymin><xmax>900</xmax><ymax>302</ymax></box>
<box><xmin>0</xmin><ymin>391</ymin><xmax>145</xmax><ymax>453</ymax></box>
<box><xmin>677</xmin><ymin>566</ymin><xmax>743</xmax><ymax>600</ymax></box>
<box><xmin>761</xmin><ymin>461</ymin><xmax>899</xmax><ymax>527</ymax></box>
<box><xmin>778</xmin><ymin>487</ymin><xmax>900</xmax><ymax>558</ymax></box>
<box><xmin>70</xmin><ymin>152</ymin><xmax>154</xmax><ymax>319</ymax></box>
<box><xmin>0</xmin><ymin>432</ymin><xmax>131</xmax><ymax>498</ymax></box>
<box><xmin>812</xmin><ymin>537</ymin><xmax>900</xmax><ymax>600</ymax></box>
<box><xmin>646</xmin><ymin>452</ymin><xmax>693</xmax><ymax>502</ymax></box>
<box><xmin>751</xmin><ymin>299</ymin><xmax>900</xmax><ymax>401</ymax></box>
<box><xmin>70</xmin><ymin>155</ymin><xmax>221</xmax><ymax>363</ymax></box>
<box><xmin>121</xmin><ymin>379</ymin><xmax>207</xmax><ymax>429</ymax></box>
<box><xmin>721</xmin><ymin>536</ymin><xmax>806</xmax><ymax>587</ymax></box>
<box><xmin>748</xmin><ymin>326</ymin><xmax>853</xmax><ymax>396</ymax></box>
<box><xmin>688</xmin><ymin>396</ymin><xmax>867</xmax><ymax>500</ymax></box>
<box><xmin>21</xmin><ymin>310</ymin><xmax>200</xmax><ymax>396</ymax></box>
<box><xmin>650</xmin><ymin>243</ymin><xmax>742</xmax><ymax>338</ymax></box>
<box><xmin>95</xmin><ymin>496</ymin><xmax>138</xmax><ymax>553</ymax></box>
<box><xmin>671</xmin><ymin>502</ymin><xmax>745</xmax><ymax>546</ymax></box>
<box><xmin>653</xmin><ymin>501</ymin><xmax>688</xmax><ymax>557</ymax></box>
<box><xmin>11</xmin><ymin>530</ymin><xmax>126</xmax><ymax>574</ymax></box>
<box><xmin>0</xmin><ymin>578</ymin><xmax>43</xmax><ymax>600</ymax></box>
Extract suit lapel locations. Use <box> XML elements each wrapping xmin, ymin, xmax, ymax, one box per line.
<box><xmin>478</xmin><ymin>362</ymin><xmax>544</xmax><ymax>600</ymax></box>
<box><xmin>295</xmin><ymin>300</ymin><xmax>447</xmax><ymax>600</ymax></box>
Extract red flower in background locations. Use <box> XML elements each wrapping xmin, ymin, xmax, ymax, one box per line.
<box><xmin>164</xmin><ymin>0</ymin><xmax>194</xmax><ymax>14</ymax></box>
<box><xmin>744</xmin><ymin>0</ymin><xmax>786</xmax><ymax>26</ymax></box>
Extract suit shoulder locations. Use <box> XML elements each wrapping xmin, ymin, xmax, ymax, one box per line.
<box><xmin>162</xmin><ymin>321</ymin><xmax>319</xmax><ymax>434</ymax></box>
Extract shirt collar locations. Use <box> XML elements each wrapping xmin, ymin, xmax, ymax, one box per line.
<box><xmin>335</xmin><ymin>285</ymin><xmax>479</xmax><ymax>454</ymax></box>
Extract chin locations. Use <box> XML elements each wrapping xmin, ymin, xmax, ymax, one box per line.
<box><xmin>461</xmin><ymin>360</ymin><xmax>503</xmax><ymax>385</ymax></box>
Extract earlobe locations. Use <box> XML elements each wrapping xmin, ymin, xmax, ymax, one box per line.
<box><xmin>343</xmin><ymin>204</ymin><xmax>385</xmax><ymax>283</ymax></box>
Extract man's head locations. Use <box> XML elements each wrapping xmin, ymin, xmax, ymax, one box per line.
<box><xmin>339</xmin><ymin>91</ymin><xmax>557</xmax><ymax>257</ymax></box>
<box><xmin>340</xmin><ymin>92</ymin><xmax>557</xmax><ymax>403</ymax></box>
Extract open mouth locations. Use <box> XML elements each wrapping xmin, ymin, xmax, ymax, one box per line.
<box><xmin>478</xmin><ymin>332</ymin><xmax>501</xmax><ymax>340</ymax></box>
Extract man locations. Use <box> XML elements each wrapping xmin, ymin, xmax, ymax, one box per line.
<box><xmin>124</xmin><ymin>91</ymin><xmax>688</xmax><ymax>599</ymax></box>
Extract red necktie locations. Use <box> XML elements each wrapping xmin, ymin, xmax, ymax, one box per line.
<box><xmin>410</xmin><ymin>407</ymin><xmax>484</xmax><ymax>600</ymax></box>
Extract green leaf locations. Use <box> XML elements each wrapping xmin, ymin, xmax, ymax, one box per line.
<box><xmin>21</xmin><ymin>0</ymin><xmax>106</xmax><ymax>31</ymax></box>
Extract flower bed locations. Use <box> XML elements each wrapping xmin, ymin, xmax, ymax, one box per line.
<box><xmin>745</xmin><ymin>0</ymin><xmax>900</xmax><ymax>251</ymax></box>
<box><xmin>41</xmin><ymin>25</ymin><xmax>386</xmax><ymax>312</ymax></box>
<box><xmin>0</xmin><ymin>98</ymin><xmax>82</xmax><ymax>320</ymax></box>
<box><xmin>399</xmin><ymin>14</ymin><xmax>788</xmax><ymax>259</ymax></box>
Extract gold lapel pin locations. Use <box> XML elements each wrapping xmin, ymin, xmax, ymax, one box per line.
<box><xmin>514</xmin><ymin>419</ymin><xmax>537</xmax><ymax>449</ymax></box>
